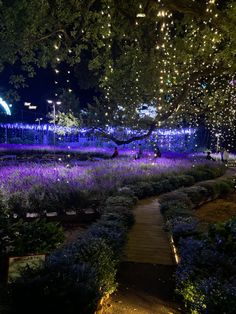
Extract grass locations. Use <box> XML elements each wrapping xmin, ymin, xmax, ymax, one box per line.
<box><xmin>195</xmin><ymin>192</ymin><xmax>236</xmax><ymax>227</ymax></box>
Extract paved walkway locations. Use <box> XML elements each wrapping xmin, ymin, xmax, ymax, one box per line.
<box><xmin>123</xmin><ymin>198</ymin><xmax>175</xmax><ymax>265</ymax></box>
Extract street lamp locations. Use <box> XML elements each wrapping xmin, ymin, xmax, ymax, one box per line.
<box><xmin>35</xmin><ymin>117</ymin><xmax>43</xmax><ymax>127</ymax></box>
<box><xmin>23</xmin><ymin>102</ymin><xmax>37</xmax><ymax>120</ymax></box>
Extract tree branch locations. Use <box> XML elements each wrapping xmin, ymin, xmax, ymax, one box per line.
<box><xmin>31</xmin><ymin>29</ymin><xmax>70</xmax><ymax>45</ymax></box>
<box><xmin>95</xmin><ymin>123</ymin><xmax>156</xmax><ymax>145</ymax></box>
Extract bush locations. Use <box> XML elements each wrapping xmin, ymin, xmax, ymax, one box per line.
<box><xmin>160</xmin><ymin>191</ymin><xmax>193</xmax><ymax>216</ymax></box>
<box><xmin>7</xmin><ymin>226</ymin><xmax>121</xmax><ymax>314</ymax></box>
<box><xmin>0</xmin><ymin>217</ymin><xmax>64</xmax><ymax>257</ymax></box>
<box><xmin>181</xmin><ymin>186</ymin><xmax>208</xmax><ymax>206</ymax></box>
<box><xmin>166</xmin><ymin>217</ymin><xmax>198</xmax><ymax>243</ymax></box>
<box><xmin>7</xmin><ymin>192</ymin><xmax>27</xmax><ymax>217</ymax></box>
<box><xmin>75</xmin><ymin>236</ymin><xmax>117</xmax><ymax>296</ymax></box>
<box><xmin>186</xmin><ymin>165</ymin><xmax>226</xmax><ymax>182</ymax></box>
<box><xmin>105</xmin><ymin>195</ymin><xmax>135</xmax><ymax>208</ymax></box>
<box><xmin>125</xmin><ymin>181</ymin><xmax>154</xmax><ymax>198</ymax></box>
<box><xmin>177</xmin><ymin>175</ymin><xmax>196</xmax><ymax>187</ymax></box>
<box><xmin>176</xmin><ymin>218</ymin><xmax>236</xmax><ymax>314</ymax></box>
<box><xmin>149</xmin><ymin>181</ymin><xmax>165</xmax><ymax>194</ymax></box>
<box><xmin>216</xmin><ymin>180</ymin><xmax>234</xmax><ymax>196</ymax></box>
<box><xmin>102</xmin><ymin>206</ymin><xmax>135</xmax><ymax>227</ymax></box>
<box><xmin>186</xmin><ymin>169</ymin><xmax>210</xmax><ymax>182</ymax></box>
<box><xmin>160</xmin><ymin>179</ymin><xmax>175</xmax><ymax>193</ymax></box>
<box><xmin>196</xmin><ymin>179</ymin><xmax>233</xmax><ymax>200</ymax></box>
<box><xmin>164</xmin><ymin>206</ymin><xmax>193</xmax><ymax>221</ymax></box>
<box><xmin>27</xmin><ymin>184</ymin><xmax>56</xmax><ymax>214</ymax></box>
<box><xmin>196</xmin><ymin>181</ymin><xmax>220</xmax><ymax>199</ymax></box>
<box><xmin>13</xmin><ymin>219</ymin><xmax>64</xmax><ymax>256</ymax></box>
<box><xmin>87</xmin><ymin>220</ymin><xmax>127</xmax><ymax>256</ymax></box>
<box><xmin>9</xmin><ymin>262</ymin><xmax>100</xmax><ymax>314</ymax></box>
<box><xmin>101</xmin><ymin>212</ymin><xmax>134</xmax><ymax>228</ymax></box>
<box><xmin>115</xmin><ymin>186</ymin><xmax>138</xmax><ymax>201</ymax></box>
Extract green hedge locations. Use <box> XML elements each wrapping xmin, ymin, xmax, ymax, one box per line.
<box><xmin>159</xmin><ymin>175</ymin><xmax>236</xmax><ymax>313</ymax></box>
<box><xmin>159</xmin><ymin>176</ymin><xmax>235</xmax><ymax>243</ymax></box>
<box><xmin>176</xmin><ymin>218</ymin><xmax>236</xmax><ymax>314</ymax></box>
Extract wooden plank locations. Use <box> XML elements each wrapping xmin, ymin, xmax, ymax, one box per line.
<box><xmin>124</xmin><ymin>198</ymin><xmax>175</xmax><ymax>265</ymax></box>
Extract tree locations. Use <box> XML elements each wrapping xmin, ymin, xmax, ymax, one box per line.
<box><xmin>0</xmin><ymin>0</ymin><xmax>235</xmax><ymax>145</ymax></box>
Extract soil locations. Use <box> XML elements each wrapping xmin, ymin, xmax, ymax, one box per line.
<box><xmin>195</xmin><ymin>192</ymin><xmax>236</xmax><ymax>227</ymax></box>
<box><xmin>103</xmin><ymin>262</ymin><xmax>183</xmax><ymax>314</ymax></box>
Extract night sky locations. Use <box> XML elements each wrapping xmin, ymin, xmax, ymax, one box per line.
<box><xmin>0</xmin><ymin>64</ymin><xmax>97</xmax><ymax>123</ymax></box>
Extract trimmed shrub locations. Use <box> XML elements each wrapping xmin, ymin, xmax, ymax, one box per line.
<box><xmin>166</xmin><ymin>216</ymin><xmax>199</xmax><ymax>243</ymax></box>
<box><xmin>176</xmin><ymin>175</ymin><xmax>196</xmax><ymax>187</ymax></box>
<box><xmin>196</xmin><ymin>181</ymin><xmax>220</xmax><ymax>199</ymax></box>
<box><xmin>160</xmin><ymin>179</ymin><xmax>175</xmax><ymax>193</ymax></box>
<box><xmin>160</xmin><ymin>191</ymin><xmax>193</xmax><ymax>215</ymax></box>
<box><xmin>75</xmin><ymin>236</ymin><xmax>117</xmax><ymax>296</ymax></box>
<box><xmin>115</xmin><ymin>186</ymin><xmax>138</xmax><ymax>201</ymax></box>
<box><xmin>164</xmin><ymin>206</ymin><xmax>193</xmax><ymax>221</ymax></box>
<box><xmin>186</xmin><ymin>164</ymin><xmax>226</xmax><ymax>182</ymax></box>
<box><xmin>87</xmin><ymin>221</ymin><xmax>127</xmax><ymax>256</ymax></box>
<box><xmin>105</xmin><ymin>195</ymin><xmax>135</xmax><ymax>208</ymax></box>
<box><xmin>216</xmin><ymin>180</ymin><xmax>234</xmax><ymax>196</ymax></box>
<box><xmin>180</xmin><ymin>186</ymin><xmax>208</xmax><ymax>206</ymax></box>
<box><xmin>102</xmin><ymin>206</ymin><xmax>135</xmax><ymax>227</ymax></box>
<box><xmin>176</xmin><ymin>218</ymin><xmax>236</xmax><ymax>314</ymax></box>
<box><xmin>126</xmin><ymin>181</ymin><xmax>154</xmax><ymax>198</ymax></box>
<box><xmin>101</xmin><ymin>212</ymin><xmax>134</xmax><ymax>228</ymax></box>
<box><xmin>149</xmin><ymin>181</ymin><xmax>165</xmax><ymax>194</ymax></box>
<box><xmin>9</xmin><ymin>262</ymin><xmax>100</xmax><ymax>314</ymax></box>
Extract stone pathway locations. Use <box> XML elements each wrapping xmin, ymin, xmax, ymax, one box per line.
<box><xmin>123</xmin><ymin>198</ymin><xmax>175</xmax><ymax>265</ymax></box>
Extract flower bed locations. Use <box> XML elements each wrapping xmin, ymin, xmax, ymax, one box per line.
<box><xmin>0</xmin><ymin>157</ymin><xmax>198</xmax><ymax>218</ymax></box>
<box><xmin>2</xmin><ymin>162</ymin><xmax>227</xmax><ymax>313</ymax></box>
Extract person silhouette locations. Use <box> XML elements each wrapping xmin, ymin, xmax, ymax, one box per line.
<box><xmin>223</xmin><ymin>149</ymin><xmax>229</xmax><ymax>163</ymax></box>
<box><xmin>154</xmin><ymin>145</ymin><xmax>161</xmax><ymax>158</ymax></box>
<box><xmin>111</xmin><ymin>147</ymin><xmax>119</xmax><ymax>158</ymax></box>
<box><xmin>206</xmin><ymin>151</ymin><xmax>215</xmax><ymax>161</ymax></box>
<box><xmin>135</xmin><ymin>144</ymin><xmax>143</xmax><ymax>159</ymax></box>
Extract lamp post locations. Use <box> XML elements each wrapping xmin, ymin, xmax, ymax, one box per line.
<box><xmin>35</xmin><ymin>117</ymin><xmax>43</xmax><ymax>144</ymax></box>
<box><xmin>35</xmin><ymin>117</ymin><xmax>43</xmax><ymax>127</ymax></box>
<box><xmin>47</xmin><ymin>100</ymin><xmax>62</xmax><ymax>157</ymax></box>
<box><xmin>215</xmin><ymin>133</ymin><xmax>221</xmax><ymax>152</ymax></box>
<box><xmin>23</xmin><ymin>102</ymin><xmax>37</xmax><ymax>139</ymax></box>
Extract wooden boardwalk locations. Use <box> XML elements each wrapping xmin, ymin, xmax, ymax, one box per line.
<box><xmin>123</xmin><ymin>198</ymin><xmax>175</xmax><ymax>265</ymax></box>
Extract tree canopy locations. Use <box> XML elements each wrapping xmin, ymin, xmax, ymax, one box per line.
<box><xmin>0</xmin><ymin>0</ymin><xmax>235</xmax><ymax>145</ymax></box>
